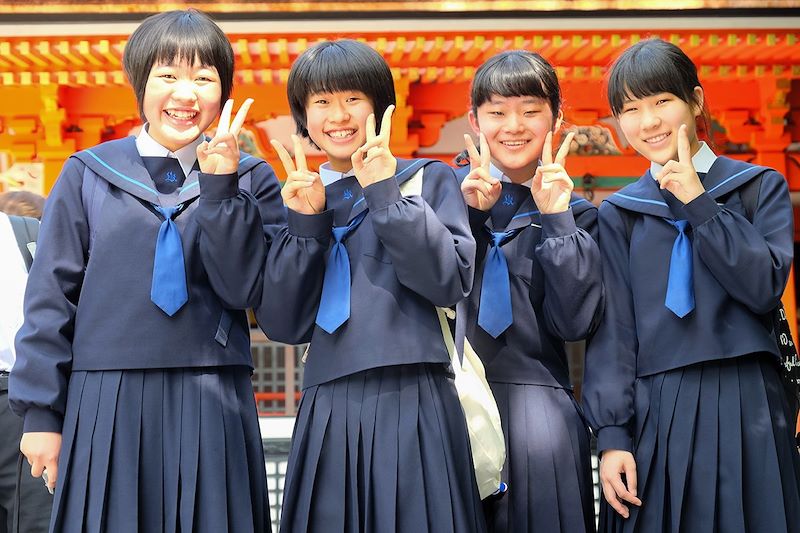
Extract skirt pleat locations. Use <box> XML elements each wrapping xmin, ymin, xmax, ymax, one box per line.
<box><xmin>600</xmin><ymin>354</ymin><xmax>800</xmax><ymax>533</ymax></box>
<box><xmin>51</xmin><ymin>367</ymin><xmax>269</xmax><ymax>533</ymax></box>
<box><xmin>279</xmin><ymin>363</ymin><xmax>486</xmax><ymax>533</ymax></box>
<box><xmin>104</xmin><ymin>371</ymin><xmax>143</xmax><ymax>533</ymax></box>
<box><xmin>485</xmin><ymin>382</ymin><xmax>595</xmax><ymax>533</ymax></box>
<box><xmin>84</xmin><ymin>371</ymin><xmax>121</xmax><ymax>531</ymax></box>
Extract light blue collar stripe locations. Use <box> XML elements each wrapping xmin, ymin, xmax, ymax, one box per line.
<box><xmin>84</xmin><ymin>149</ymin><xmax>159</xmax><ymax>196</ymax></box>
<box><xmin>512</xmin><ymin>209</ymin><xmax>539</xmax><ymax>220</ymax></box>
<box><xmin>706</xmin><ymin>166</ymin><xmax>759</xmax><ymax>195</ymax></box>
<box><xmin>353</xmin><ymin>196</ymin><xmax>365</xmax><ymax>208</ymax></box>
<box><xmin>614</xmin><ymin>193</ymin><xmax>668</xmax><ymax>207</ymax></box>
<box><xmin>510</xmin><ymin>198</ymin><xmax>589</xmax><ymax>220</ymax></box>
<box><xmin>569</xmin><ymin>198</ymin><xmax>592</xmax><ymax>207</ymax></box>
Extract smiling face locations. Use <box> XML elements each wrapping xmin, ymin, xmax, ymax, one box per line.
<box><xmin>469</xmin><ymin>95</ymin><xmax>562</xmax><ymax>184</ymax></box>
<box><xmin>617</xmin><ymin>88</ymin><xmax>703</xmax><ymax>165</ymax></box>
<box><xmin>304</xmin><ymin>90</ymin><xmax>375</xmax><ymax>172</ymax></box>
<box><xmin>142</xmin><ymin>58</ymin><xmax>222</xmax><ymax>152</ymax></box>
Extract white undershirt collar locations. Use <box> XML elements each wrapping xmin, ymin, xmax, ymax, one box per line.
<box><xmin>135</xmin><ymin>125</ymin><xmax>203</xmax><ymax>178</ymax></box>
<box><xmin>650</xmin><ymin>141</ymin><xmax>717</xmax><ymax>178</ymax></box>
<box><xmin>319</xmin><ymin>162</ymin><xmax>355</xmax><ymax>186</ymax></box>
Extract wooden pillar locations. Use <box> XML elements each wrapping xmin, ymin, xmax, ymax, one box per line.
<box><xmin>38</xmin><ymin>85</ymin><xmax>74</xmax><ymax>193</ymax></box>
<box><xmin>390</xmin><ymin>76</ymin><xmax>419</xmax><ymax>158</ymax></box>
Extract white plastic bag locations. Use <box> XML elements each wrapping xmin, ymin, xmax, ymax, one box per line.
<box><xmin>436</xmin><ymin>307</ymin><xmax>506</xmax><ymax>500</ymax></box>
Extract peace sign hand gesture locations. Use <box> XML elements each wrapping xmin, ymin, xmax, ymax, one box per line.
<box><xmin>352</xmin><ymin>105</ymin><xmax>397</xmax><ymax>188</ymax></box>
<box><xmin>531</xmin><ymin>131</ymin><xmax>576</xmax><ymax>214</ymax></box>
<box><xmin>654</xmin><ymin>124</ymin><xmax>705</xmax><ymax>204</ymax></box>
<box><xmin>198</xmin><ymin>98</ymin><xmax>253</xmax><ymax>175</ymax></box>
<box><xmin>271</xmin><ymin>134</ymin><xmax>326</xmax><ymax>215</ymax></box>
<box><xmin>460</xmin><ymin>133</ymin><xmax>501</xmax><ymax>211</ymax></box>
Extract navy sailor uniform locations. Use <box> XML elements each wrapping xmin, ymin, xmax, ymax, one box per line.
<box><xmin>456</xmin><ymin>163</ymin><xmax>603</xmax><ymax>533</ymax></box>
<box><xmin>9</xmin><ymin>135</ymin><xmax>285</xmax><ymax>533</ymax></box>
<box><xmin>583</xmin><ymin>151</ymin><xmax>800</xmax><ymax>533</ymax></box>
<box><xmin>255</xmin><ymin>158</ymin><xmax>487</xmax><ymax>533</ymax></box>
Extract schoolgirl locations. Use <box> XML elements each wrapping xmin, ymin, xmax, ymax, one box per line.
<box><xmin>583</xmin><ymin>38</ymin><xmax>800</xmax><ymax>532</ymax></box>
<box><xmin>9</xmin><ymin>10</ymin><xmax>284</xmax><ymax>532</ymax></box>
<box><xmin>456</xmin><ymin>50</ymin><xmax>602</xmax><ymax>532</ymax></box>
<box><xmin>255</xmin><ymin>39</ymin><xmax>486</xmax><ymax>532</ymax></box>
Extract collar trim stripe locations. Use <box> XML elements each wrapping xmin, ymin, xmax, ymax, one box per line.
<box><xmin>84</xmin><ymin>149</ymin><xmax>159</xmax><ymax>196</ymax></box>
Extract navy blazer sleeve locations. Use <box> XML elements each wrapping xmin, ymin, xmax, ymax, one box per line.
<box><xmin>254</xmin><ymin>208</ymin><xmax>334</xmax><ymax>345</ymax></box>
<box><xmin>363</xmin><ymin>162</ymin><xmax>476</xmax><ymax>307</ymax></box>
<box><xmin>535</xmin><ymin>205</ymin><xmax>604</xmax><ymax>342</ymax></box>
<box><xmin>582</xmin><ymin>201</ymin><xmax>637</xmax><ymax>453</ymax></box>
<box><xmin>9</xmin><ymin>158</ymin><xmax>88</xmax><ymax>433</ymax></box>
<box><xmin>683</xmin><ymin>170</ymin><xmax>793</xmax><ymax>314</ymax></box>
<box><xmin>195</xmin><ymin>162</ymin><xmax>285</xmax><ymax>309</ymax></box>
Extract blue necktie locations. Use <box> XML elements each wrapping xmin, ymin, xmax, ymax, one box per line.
<box><xmin>478</xmin><ymin>229</ymin><xmax>520</xmax><ymax>338</ymax></box>
<box><xmin>665</xmin><ymin>219</ymin><xmax>694</xmax><ymax>318</ymax></box>
<box><xmin>316</xmin><ymin>211</ymin><xmax>368</xmax><ymax>334</ymax></box>
<box><xmin>151</xmin><ymin>205</ymin><xmax>188</xmax><ymax>316</ymax></box>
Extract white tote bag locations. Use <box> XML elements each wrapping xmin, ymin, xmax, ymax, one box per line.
<box><xmin>436</xmin><ymin>306</ymin><xmax>506</xmax><ymax>500</ymax></box>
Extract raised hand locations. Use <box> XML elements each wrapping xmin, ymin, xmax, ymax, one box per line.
<box><xmin>654</xmin><ymin>124</ymin><xmax>705</xmax><ymax>204</ymax></box>
<box><xmin>272</xmin><ymin>134</ymin><xmax>325</xmax><ymax>215</ymax></box>
<box><xmin>460</xmin><ymin>132</ymin><xmax>501</xmax><ymax>211</ymax></box>
<box><xmin>531</xmin><ymin>130</ymin><xmax>576</xmax><ymax>214</ymax></box>
<box><xmin>198</xmin><ymin>98</ymin><xmax>253</xmax><ymax>175</ymax></box>
<box><xmin>351</xmin><ymin>105</ymin><xmax>397</xmax><ymax>187</ymax></box>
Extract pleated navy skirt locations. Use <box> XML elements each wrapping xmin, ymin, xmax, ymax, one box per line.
<box><xmin>600</xmin><ymin>354</ymin><xmax>800</xmax><ymax>533</ymax></box>
<box><xmin>485</xmin><ymin>382</ymin><xmax>595</xmax><ymax>533</ymax></box>
<box><xmin>50</xmin><ymin>367</ymin><xmax>270</xmax><ymax>533</ymax></box>
<box><xmin>279</xmin><ymin>363</ymin><xmax>487</xmax><ymax>533</ymax></box>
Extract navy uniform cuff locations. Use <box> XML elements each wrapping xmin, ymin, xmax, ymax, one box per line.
<box><xmin>684</xmin><ymin>191</ymin><xmax>722</xmax><ymax>228</ymax></box>
<box><xmin>198</xmin><ymin>172</ymin><xmax>239</xmax><ymax>201</ymax></box>
<box><xmin>596</xmin><ymin>425</ymin><xmax>633</xmax><ymax>454</ymax></box>
<box><xmin>287</xmin><ymin>208</ymin><xmax>334</xmax><ymax>239</ymax></box>
<box><xmin>23</xmin><ymin>407</ymin><xmax>63</xmax><ymax>434</ymax></box>
<box><xmin>363</xmin><ymin>177</ymin><xmax>403</xmax><ymax>211</ymax></box>
<box><xmin>540</xmin><ymin>209</ymin><xmax>578</xmax><ymax>239</ymax></box>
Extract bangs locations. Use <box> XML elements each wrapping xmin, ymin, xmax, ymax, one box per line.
<box><xmin>294</xmin><ymin>44</ymin><xmax>383</xmax><ymax>99</ymax></box>
<box><xmin>471</xmin><ymin>51</ymin><xmax>560</xmax><ymax>115</ymax></box>
<box><xmin>151</xmin><ymin>26</ymin><xmax>227</xmax><ymax>71</ymax></box>
<box><xmin>608</xmin><ymin>39</ymin><xmax>700</xmax><ymax>115</ymax></box>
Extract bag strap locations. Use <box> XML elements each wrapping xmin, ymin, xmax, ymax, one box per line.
<box><xmin>739</xmin><ymin>173</ymin><xmax>762</xmax><ymax>223</ymax></box>
<box><xmin>8</xmin><ymin>215</ymin><xmax>38</xmax><ymax>272</ymax></box>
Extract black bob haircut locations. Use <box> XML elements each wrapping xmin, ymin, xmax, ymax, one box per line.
<box><xmin>607</xmin><ymin>38</ymin><xmax>707</xmax><ymax>120</ymax></box>
<box><xmin>123</xmin><ymin>9</ymin><xmax>234</xmax><ymax>120</ymax></box>
<box><xmin>470</xmin><ymin>50</ymin><xmax>561</xmax><ymax>117</ymax></box>
<box><xmin>288</xmin><ymin>39</ymin><xmax>396</xmax><ymax>139</ymax></box>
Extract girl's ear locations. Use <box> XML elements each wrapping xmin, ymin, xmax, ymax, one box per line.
<box><xmin>468</xmin><ymin>109</ymin><xmax>481</xmax><ymax>135</ymax></box>
<box><xmin>552</xmin><ymin>108</ymin><xmax>564</xmax><ymax>132</ymax></box>
<box><xmin>692</xmin><ymin>86</ymin><xmax>705</xmax><ymax>118</ymax></box>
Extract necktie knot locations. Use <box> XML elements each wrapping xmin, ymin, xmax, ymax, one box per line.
<box><xmin>332</xmin><ymin>226</ymin><xmax>348</xmax><ymax>243</ymax></box>
<box><xmin>155</xmin><ymin>205</ymin><xmax>179</xmax><ymax>220</ymax></box>
<box><xmin>671</xmin><ymin>219</ymin><xmax>688</xmax><ymax>233</ymax></box>
<box><xmin>491</xmin><ymin>231</ymin><xmax>507</xmax><ymax>247</ymax></box>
